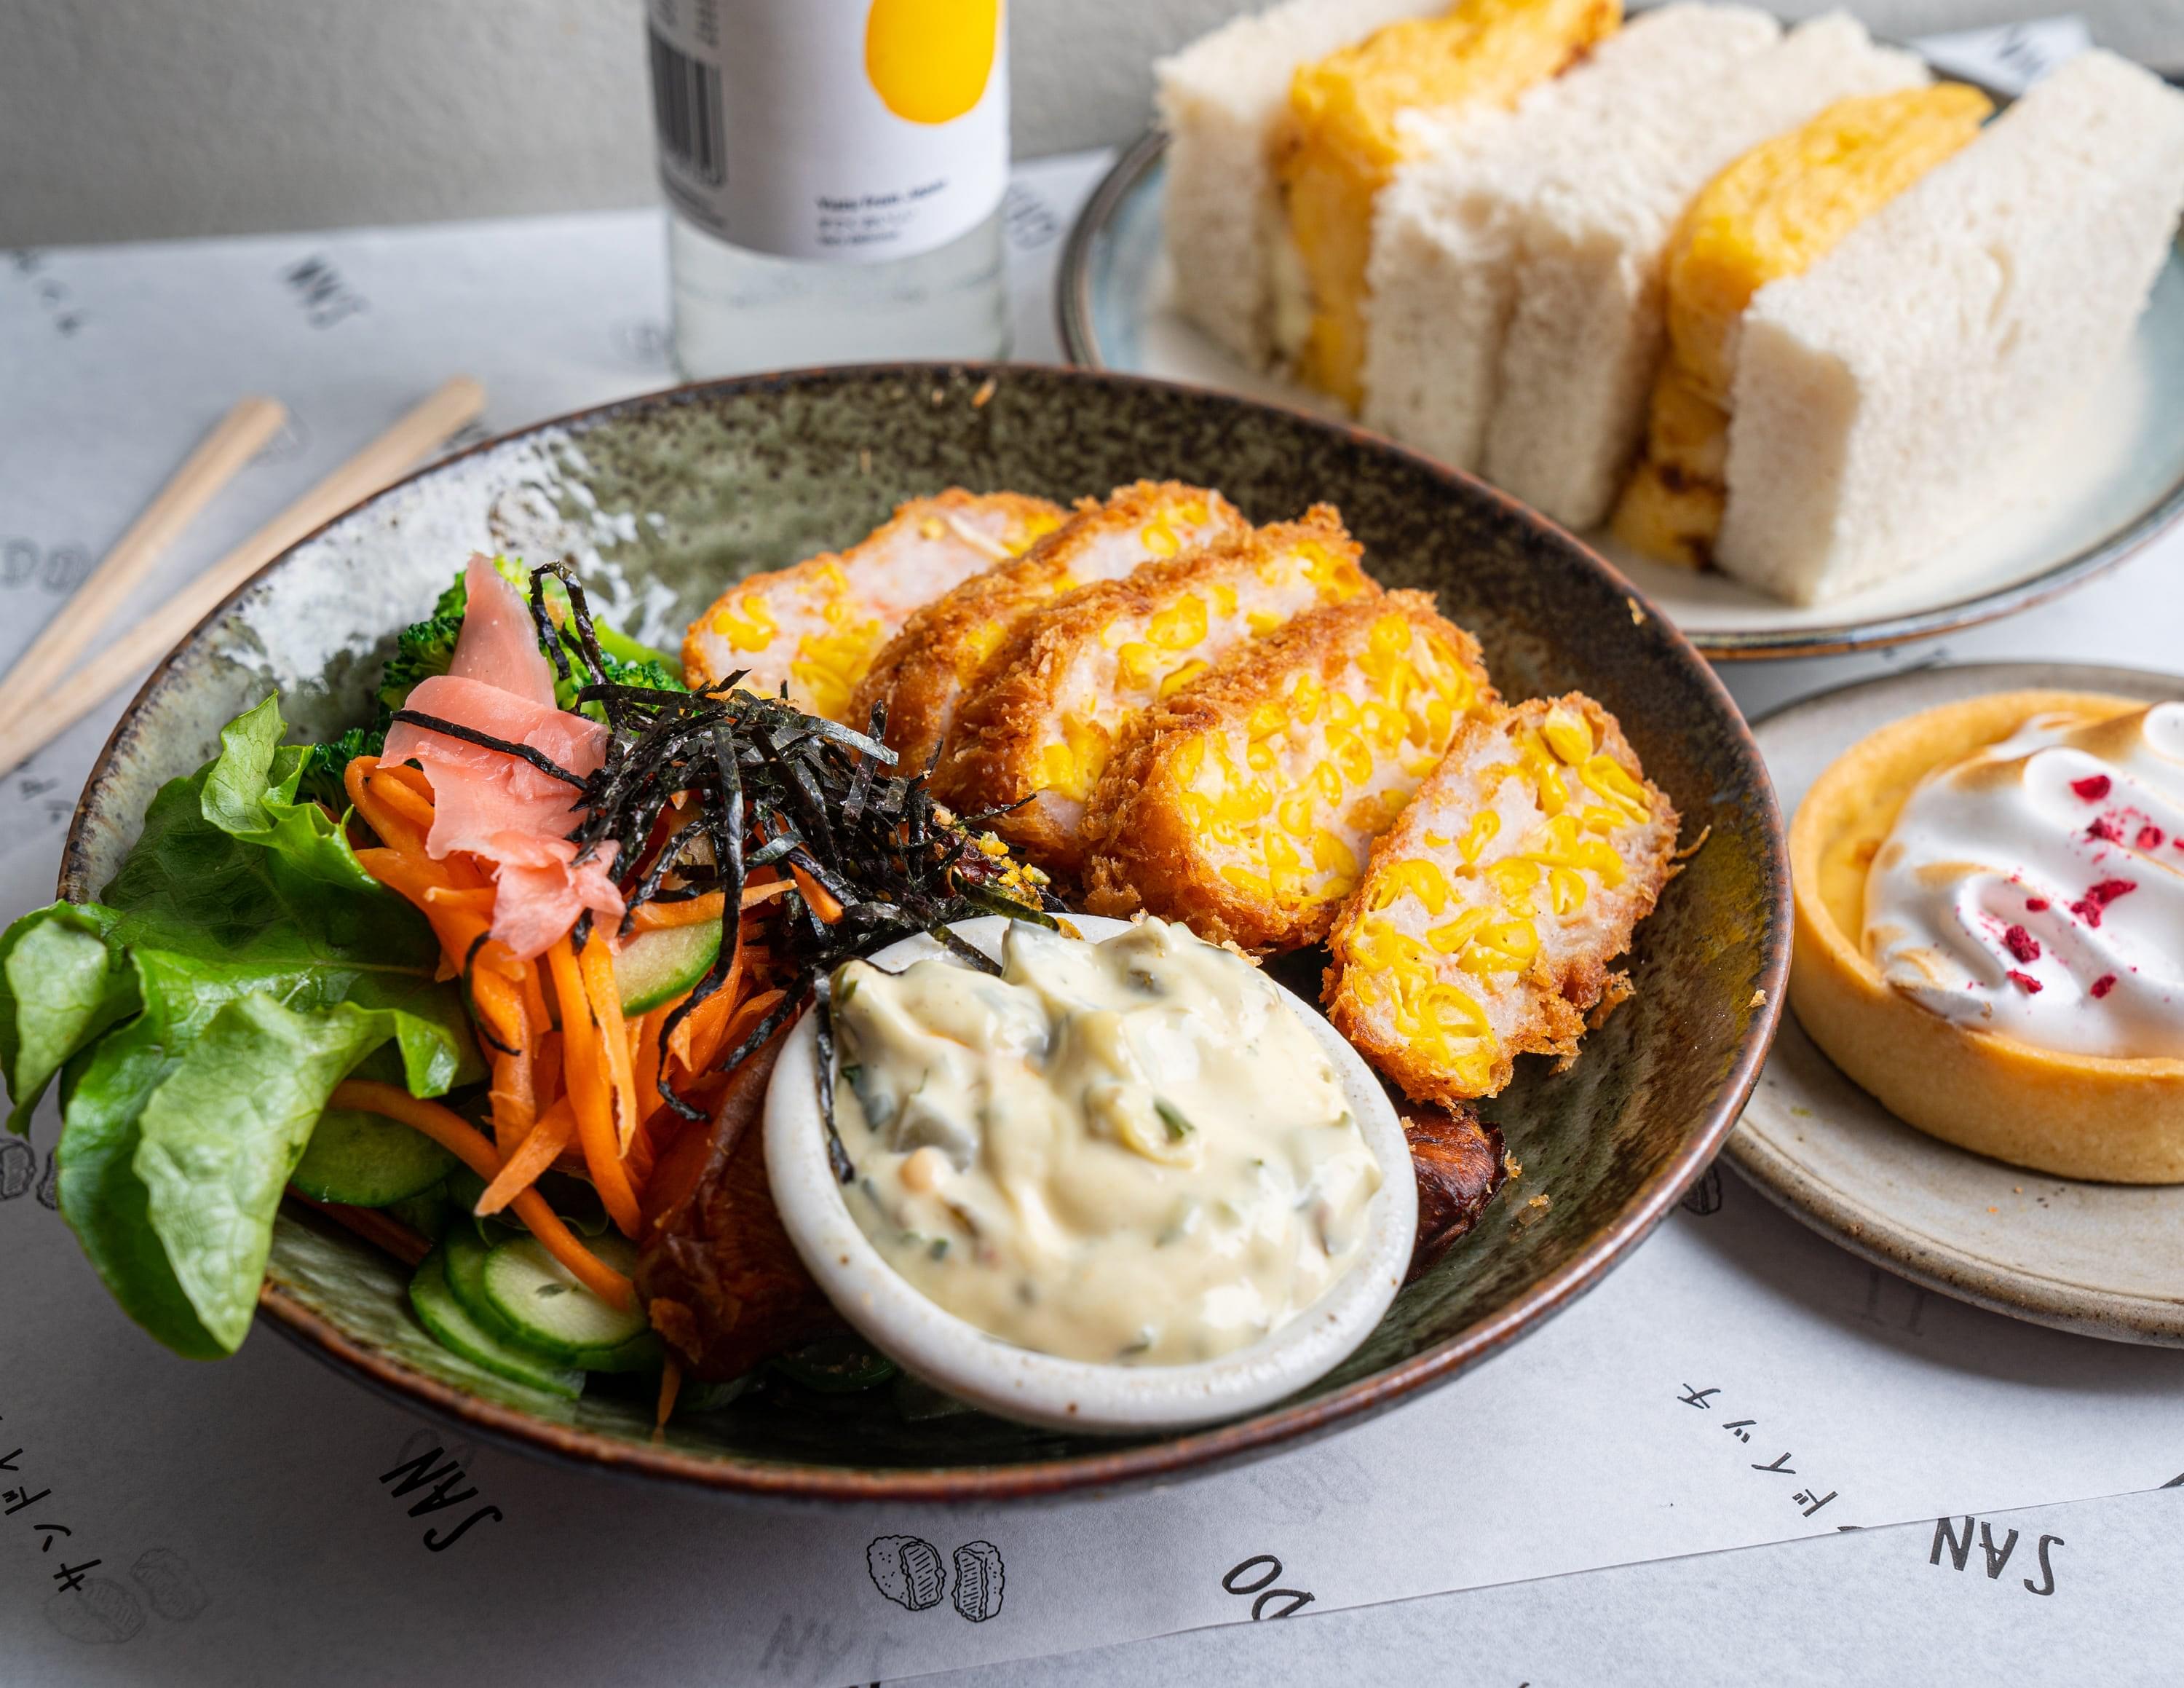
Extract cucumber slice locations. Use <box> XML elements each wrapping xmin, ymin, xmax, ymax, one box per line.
<box><xmin>292</xmin><ymin>1107</ymin><xmax>456</xmax><ymax>1207</ymax></box>
<box><xmin>480</xmin><ymin>1233</ymin><xmax>649</xmax><ymax>1362</ymax></box>
<box><xmin>442</xmin><ymin>1224</ymin><xmax>506</xmax><ymax>1331</ymax></box>
<box><xmin>614</xmin><ymin>920</ymin><xmax>722</xmax><ymax>1014</ymax></box>
<box><xmin>408</xmin><ymin>1249</ymin><xmax>583</xmax><ymax>1398</ymax></box>
<box><xmin>443</xmin><ymin>1224</ymin><xmax>650</xmax><ymax>1371</ymax></box>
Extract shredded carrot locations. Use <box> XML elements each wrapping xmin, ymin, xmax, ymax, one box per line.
<box><xmin>369</xmin><ymin>760</ymin><xmax>437</xmax><ymax>801</ymax></box>
<box><xmin>667</xmin><ymin>944</ymin><xmax>745</xmax><ymax>1071</ymax></box>
<box><xmin>695</xmin><ymin>987</ymin><xmax>787</xmax><ymax>1078</ymax></box>
<box><xmin>631</xmin><ymin>1007</ymin><xmax>664</xmax><ymax>1128</ymax></box>
<box><xmin>330</xmin><ymin>1080</ymin><xmax>633</xmax><ymax>1310</ymax></box>
<box><xmin>630</xmin><ymin>892</ymin><xmax>725</xmax><ymax>931</ymax></box>
<box><xmin>344</xmin><ymin>759</ymin><xmax>429</xmax><ymax>855</ymax></box>
<box><xmin>470</xmin><ymin>966</ymin><xmax>528</xmax><ymax>1054</ymax></box>
<box><xmin>545</xmin><ymin>939</ymin><xmax>644</xmax><ymax>1240</ymax></box>
<box><xmin>475</xmin><ymin>1096</ymin><xmax>577</xmax><ymax>1216</ymax></box>
<box><xmin>790</xmin><ymin>863</ymin><xmax>844</xmax><ymax>923</ymax></box>
<box><xmin>423</xmin><ymin>886</ymin><xmax>499</xmax><ymax>916</ymax></box>
<box><xmin>579</xmin><ymin>937</ymin><xmax>642</xmax><ymax>1153</ymax></box>
<box><xmin>654</xmin><ymin>1357</ymin><xmax>681</xmax><ymax>1433</ymax></box>
<box><xmin>532</xmin><ymin>1028</ymin><xmax>563</xmax><ymax>1113</ymax></box>
<box><xmin>365</xmin><ymin>769</ymin><xmax>438</xmax><ymax>832</ymax></box>
<box><xmin>481</xmin><ymin>967</ymin><xmax>535</xmax><ymax>1156</ymax></box>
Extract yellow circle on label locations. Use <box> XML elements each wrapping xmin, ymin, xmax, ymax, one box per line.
<box><xmin>864</xmin><ymin>0</ymin><xmax>1000</xmax><ymax>125</ymax></box>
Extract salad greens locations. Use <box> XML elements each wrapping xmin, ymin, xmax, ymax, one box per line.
<box><xmin>2</xmin><ymin>695</ymin><xmax>482</xmax><ymax>1357</ymax></box>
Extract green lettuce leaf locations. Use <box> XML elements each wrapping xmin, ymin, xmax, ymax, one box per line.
<box><xmin>0</xmin><ymin>902</ymin><xmax>137</xmax><ymax>1134</ymax></box>
<box><xmin>137</xmin><ymin>995</ymin><xmax>418</xmax><ymax>1351</ymax></box>
<box><xmin>4</xmin><ymin>694</ymin><xmax>485</xmax><ymax>1357</ymax></box>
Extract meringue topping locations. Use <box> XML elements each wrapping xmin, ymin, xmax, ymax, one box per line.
<box><xmin>1863</xmin><ymin>702</ymin><xmax>2184</xmax><ymax>1059</ymax></box>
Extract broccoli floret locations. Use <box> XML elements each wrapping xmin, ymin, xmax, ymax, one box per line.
<box><xmin>298</xmin><ymin>725</ymin><xmax>384</xmax><ymax>813</ymax></box>
<box><xmin>375</xmin><ymin>607</ymin><xmax>467</xmax><ymax>717</ymax></box>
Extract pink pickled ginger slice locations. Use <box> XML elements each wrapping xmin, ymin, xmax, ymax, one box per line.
<box><xmin>381</xmin><ymin>559</ymin><xmax>622</xmax><ymax>958</ymax></box>
<box><xmin>451</xmin><ymin>552</ymin><xmax>557</xmax><ymax>708</ymax></box>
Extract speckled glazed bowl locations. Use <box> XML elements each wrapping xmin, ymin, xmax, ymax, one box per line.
<box><xmin>62</xmin><ymin>365</ymin><xmax>1789</xmax><ymax>1502</ymax></box>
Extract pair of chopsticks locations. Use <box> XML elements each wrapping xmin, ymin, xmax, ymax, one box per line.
<box><xmin>0</xmin><ymin>376</ymin><xmax>487</xmax><ymax>778</ymax></box>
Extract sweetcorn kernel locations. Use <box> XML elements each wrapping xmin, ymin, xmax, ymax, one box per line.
<box><xmin>1428</xmin><ymin>908</ymin><xmax>1492</xmax><ymax>953</ymax></box>
<box><xmin>1542</xmin><ymin>702</ymin><xmax>1594</xmax><ymax>765</ymax></box>
<box><xmin>1148</xmin><ymin>594</ymin><xmax>1210</xmax><ymax>651</ymax></box>
<box><xmin>1160</xmin><ymin>658</ymin><xmax>1213</xmax><ymax>700</ymax></box>
<box><xmin>712</xmin><ymin>593</ymin><xmax>780</xmax><ymax>652</ymax></box>
<box><xmin>1457</xmin><ymin>809</ymin><xmax>1500</xmax><ymax>865</ymax></box>
<box><xmin>1313</xmin><ymin>829</ymin><xmax>1359</xmax><ymax>878</ymax></box>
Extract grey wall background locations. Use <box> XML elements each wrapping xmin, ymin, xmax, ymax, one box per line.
<box><xmin>6</xmin><ymin>1</ymin><xmax>2183</xmax><ymax>247</ymax></box>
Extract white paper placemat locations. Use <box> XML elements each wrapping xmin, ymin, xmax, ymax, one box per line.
<box><xmin>4</xmin><ymin>27</ymin><xmax>2181</xmax><ymax>1682</ymax></box>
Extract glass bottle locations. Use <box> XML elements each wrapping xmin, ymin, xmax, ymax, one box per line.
<box><xmin>645</xmin><ymin>0</ymin><xmax>1011</xmax><ymax>377</ymax></box>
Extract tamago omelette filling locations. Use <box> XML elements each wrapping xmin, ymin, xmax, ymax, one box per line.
<box><xmin>829</xmin><ymin>919</ymin><xmax>1382</xmax><ymax>1365</ymax></box>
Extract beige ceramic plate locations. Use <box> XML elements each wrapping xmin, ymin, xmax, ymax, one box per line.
<box><xmin>1733</xmin><ymin>661</ymin><xmax>2184</xmax><ymax>1344</ymax></box>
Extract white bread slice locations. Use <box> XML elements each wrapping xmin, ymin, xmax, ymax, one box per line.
<box><xmin>1717</xmin><ymin>51</ymin><xmax>2184</xmax><ymax>604</ymax></box>
<box><xmin>1155</xmin><ymin>0</ymin><xmax>1448</xmax><ymax>368</ymax></box>
<box><xmin>1363</xmin><ymin>4</ymin><xmax>1779</xmax><ymax>470</ymax></box>
<box><xmin>1480</xmin><ymin>12</ymin><xmax>1927</xmax><ymax>530</ymax></box>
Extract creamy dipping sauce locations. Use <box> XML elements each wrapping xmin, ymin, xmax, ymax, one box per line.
<box><xmin>1864</xmin><ymin>703</ymin><xmax>2184</xmax><ymax>1058</ymax></box>
<box><xmin>830</xmin><ymin>918</ymin><xmax>1382</xmax><ymax>1365</ymax></box>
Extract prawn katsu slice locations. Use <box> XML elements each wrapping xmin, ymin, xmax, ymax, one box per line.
<box><xmin>681</xmin><ymin>489</ymin><xmax>1064</xmax><ymax>720</ymax></box>
<box><xmin>1082</xmin><ymin>591</ymin><xmax>1495</xmax><ymax>951</ymax></box>
<box><xmin>1326</xmin><ymin>694</ymin><xmax>1678</xmax><ymax>1104</ymax></box>
<box><xmin>933</xmin><ymin>506</ymin><xmax>1380</xmax><ymax>877</ymax></box>
<box><xmin>852</xmin><ymin>481</ymin><xmax>1249</xmax><ymax>772</ymax></box>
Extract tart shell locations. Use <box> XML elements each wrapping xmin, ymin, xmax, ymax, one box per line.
<box><xmin>1789</xmin><ymin>688</ymin><xmax>2184</xmax><ymax>1183</ymax></box>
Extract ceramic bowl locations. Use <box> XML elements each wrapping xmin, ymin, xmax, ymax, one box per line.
<box><xmin>62</xmin><ymin>364</ymin><xmax>1789</xmax><ymax>1501</ymax></box>
<box><xmin>764</xmin><ymin>915</ymin><xmax>1417</xmax><ymax>1433</ymax></box>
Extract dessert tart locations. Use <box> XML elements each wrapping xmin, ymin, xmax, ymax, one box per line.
<box><xmin>1790</xmin><ymin>688</ymin><xmax>2184</xmax><ymax>1182</ymax></box>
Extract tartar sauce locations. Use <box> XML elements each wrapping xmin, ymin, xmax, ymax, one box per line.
<box><xmin>830</xmin><ymin>918</ymin><xmax>1382</xmax><ymax>1365</ymax></box>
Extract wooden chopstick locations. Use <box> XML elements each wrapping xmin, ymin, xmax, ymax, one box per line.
<box><xmin>0</xmin><ymin>376</ymin><xmax>486</xmax><ymax>779</ymax></box>
<box><xmin>0</xmin><ymin>395</ymin><xmax>288</xmax><ymax>733</ymax></box>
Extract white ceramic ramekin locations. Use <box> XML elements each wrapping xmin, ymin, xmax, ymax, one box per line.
<box><xmin>763</xmin><ymin>915</ymin><xmax>1415</xmax><ymax>1433</ymax></box>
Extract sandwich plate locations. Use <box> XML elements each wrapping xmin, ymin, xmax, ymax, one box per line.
<box><xmin>1059</xmin><ymin>128</ymin><xmax>2184</xmax><ymax>661</ymax></box>
<box><xmin>1733</xmin><ymin>660</ymin><xmax>2184</xmax><ymax>1344</ymax></box>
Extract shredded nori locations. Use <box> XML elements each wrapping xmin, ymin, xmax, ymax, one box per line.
<box><xmin>493</xmin><ymin>562</ymin><xmax>1064</xmax><ymax>1135</ymax></box>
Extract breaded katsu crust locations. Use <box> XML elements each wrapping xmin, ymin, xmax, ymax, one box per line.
<box><xmin>1326</xmin><ymin>695</ymin><xmax>1677</xmax><ymax>1103</ymax></box>
<box><xmin>681</xmin><ymin>489</ymin><xmax>1063</xmax><ymax>720</ymax></box>
<box><xmin>1082</xmin><ymin>591</ymin><xmax>1495</xmax><ymax>950</ymax></box>
<box><xmin>933</xmin><ymin>508</ymin><xmax>1380</xmax><ymax>877</ymax></box>
<box><xmin>852</xmin><ymin>481</ymin><xmax>1246</xmax><ymax>771</ymax></box>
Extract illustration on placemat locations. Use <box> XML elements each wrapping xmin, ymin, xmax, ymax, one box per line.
<box><xmin>952</xmin><ymin>1542</ymin><xmax>1003</xmax><ymax>1622</ymax></box>
<box><xmin>130</xmin><ymin>1547</ymin><xmax>208</xmax><ymax>1621</ymax></box>
<box><xmin>868</xmin><ymin>1537</ymin><xmax>946</xmax><ymax>1612</ymax></box>
<box><xmin>868</xmin><ymin>1536</ymin><xmax>1005</xmax><ymax>1621</ymax></box>
<box><xmin>43</xmin><ymin>1578</ymin><xmax>143</xmax><ymax>1645</ymax></box>
<box><xmin>0</xmin><ymin>1137</ymin><xmax>33</xmax><ymax>1199</ymax></box>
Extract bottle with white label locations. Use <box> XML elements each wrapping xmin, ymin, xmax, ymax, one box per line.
<box><xmin>646</xmin><ymin>0</ymin><xmax>1011</xmax><ymax>377</ymax></box>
